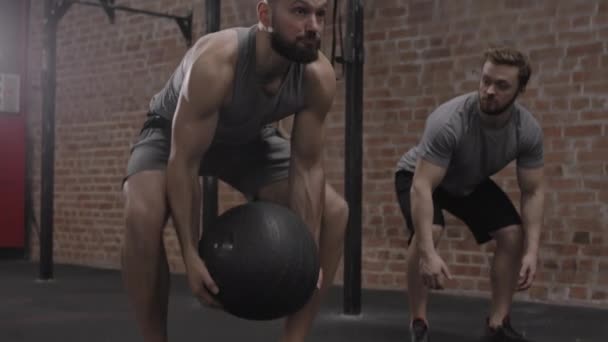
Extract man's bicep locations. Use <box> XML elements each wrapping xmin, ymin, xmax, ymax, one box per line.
<box><xmin>418</xmin><ymin>123</ymin><xmax>457</xmax><ymax>168</ymax></box>
<box><xmin>517</xmin><ymin>127</ymin><xmax>544</xmax><ymax>169</ymax></box>
<box><xmin>413</xmin><ymin>158</ymin><xmax>448</xmax><ymax>191</ymax></box>
<box><xmin>517</xmin><ymin>166</ymin><xmax>544</xmax><ymax>194</ymax></box>
<box><xmin>170</xmin><ymin>96</ymin><xmax>219</xmax><ymax>166</ymax></box>
<box><xmin>291</xmin><ymin>59</ymin><xmax>336</xmax><ymax>165</ymax></box>
<box><xmin>170</xmin><ymin>56</ymin><xmax>231</xmax><ymax>165</ymax></box>
<box><xmin>291</xmin><ymin>110</ymin><xmax>325</xmax><ymax>166</ymax></box>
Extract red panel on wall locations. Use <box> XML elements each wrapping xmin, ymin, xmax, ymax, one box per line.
<box><xmin>0</xmin><ymin>118</ymin><xmax>26</xmax><ymax>247</ymax></box>
<box><xmin>0</xmin><ymin>0</ymin><xmax>29</xmax><ymax>248</ymax></box>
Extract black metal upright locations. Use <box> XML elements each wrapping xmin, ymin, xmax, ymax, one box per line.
<box><xmin>205</xmin><ymin>0</ymin><xmax>220</xmax><ymax>34</ymax></box>
<box><xmin>40</xmin><ymin>0</ymin><xmax>61</xmax><ymax>280</ymax></box>
<box><xmin>343</xmin><ymin>0</ymin><xmax>364</xmax><ymax>315</ymax></box>
<box><xmin>201</xmin><ymin>0</ymin><xmax>220</xmax><ymax>233</ymax></box>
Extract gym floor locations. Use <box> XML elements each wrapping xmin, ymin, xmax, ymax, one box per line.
<box><xmin>2</xmin><ymin>260</ymin><xmax>606</xmax><ymax>342</ymax></box>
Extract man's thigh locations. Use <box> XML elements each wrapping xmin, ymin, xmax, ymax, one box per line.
<box><xmin>394</xmin><ymin>170</ymin><xmax>446</xmax><ymax>244</ymax></box>
<box><xmin>437</xmin><ymin>178</ymin><xmax>522</xmax><ymax>244</ymax></box>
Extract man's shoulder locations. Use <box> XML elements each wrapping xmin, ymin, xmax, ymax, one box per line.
<box><xmin>437</xmin><ymin>92</ymin><xmax>477</xmax><ymax>113</ymax></box>
<box><xmin>301</xmin><ymin>52</ymin><xmax>336</xmax><ymax>106</ymax></box>
<box><xmin>182</xmin><ymin>28</ymin><xmax>243</xmax><ymax>99</ymax></box>
<box><xmin>427</xmin><ymin>92</ymin><xmax>477</xmax><ymax>127</ymax></box>
<box><xmin>302</xmin><ymin>52</ymin><xmax>335</xmax><ymax>88</ymax></box>
<box><xmin>188</xmin><ymin>27</ymin><xmax>242</xmax><ymax>69</ymax></box>
<box><xmin>513</xmin><ymin>101</ymin><xmax>542</xmax><ymax>132</ymax></box>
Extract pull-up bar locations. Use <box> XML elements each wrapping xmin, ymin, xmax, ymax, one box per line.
<box><xmin>46</xmin><ymin>0</ymin><xmax>193</xmax><ymax>46</ymax></box>
<box><xmin>38</xmin><ymin>0</ymin><xmax>195</xmax><ymax>281</ymax></box>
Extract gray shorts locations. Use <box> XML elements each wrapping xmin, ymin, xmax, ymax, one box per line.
<box><xmin>125</xmin><ymin>115</ymin><xmax>291</xmax><ymax>196</ymax></box>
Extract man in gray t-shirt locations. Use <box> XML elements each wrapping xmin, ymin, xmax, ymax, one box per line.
<box><xmin>395</xmin><ymin>47</ymin><xmax>545</xmax><ymax>342</ymax></box>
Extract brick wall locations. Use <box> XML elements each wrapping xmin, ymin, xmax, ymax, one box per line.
<box><xmin>25</xmin><ymin>0</ymin><xmax>607</xmax><ymax>306</ymax></box>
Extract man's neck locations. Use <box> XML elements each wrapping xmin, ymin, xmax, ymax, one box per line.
<box><xmin>255</xmin><ymin>29</ymin><xmax>291</xmax><ymax>83</ymax></box>
<box><xmin>478</xmin><ymin>105</ymin><xmax>514</xmax><ymax>129</ymax></box>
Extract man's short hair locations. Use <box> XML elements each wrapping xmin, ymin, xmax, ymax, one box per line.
<box><xmin>483</xmin><ymin>47</ymin><xmax>532</xmax><ymax>92</ymax></box>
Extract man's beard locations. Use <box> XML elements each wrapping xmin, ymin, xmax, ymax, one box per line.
<box><xmin>479</xmin><ymin>91</ymin><xmax>518</xmax><ymax>116</ymax></box>
<box><xmin>270</xmin><ymin>29</ymin><xmax>320</xmax><ymax>64</ymax></box>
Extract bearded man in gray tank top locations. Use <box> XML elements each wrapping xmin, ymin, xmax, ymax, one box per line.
<box><xmin>121</xmin><ymin>1</ymin><xmax>348</xmax><ymax>341</ymax></box>
<box><xmin>395</xmin><ymin>48</ymin><xmax>545</xmax><ymax>342</ymax></box>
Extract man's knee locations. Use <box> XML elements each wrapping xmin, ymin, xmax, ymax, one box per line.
<box><xmin>125</xmin><ymin>201</ymin><xmax>166</xmax><ymax>238</ymax></box>
<box><xmin>123</xmin><ymin>175</ymin><xmax>168</xmax><ymax>244</ymax></box>
<box><xmin>493</xmin><ymin>225</ymin><xmax>524</xmax><ymax>255</ymax></box>
<box><xmin>324</xmin><ymin>187</ymin><xmax>349</xmax><ymax>236</ymax></box>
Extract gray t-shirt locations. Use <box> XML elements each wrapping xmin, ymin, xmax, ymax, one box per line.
<box><xmin>397</xmin><ymin>92</ymin><xmax>544</xmax><ymax>196</ymax></box>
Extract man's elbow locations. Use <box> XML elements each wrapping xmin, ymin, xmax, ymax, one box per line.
<box><xmin>410</xmin><ymin>179</ymin><xmax>432</xmax><ymax>202</ymax></box>
<box><xmin>305</xmin><ymin>160</ymin><xmax>324</xmax><ymax>179</ymax></box>
<box><xmin>166</xmin><ymin>154</ymin><xmax>199</xmax><ymax>182</ymax></box>
<box><xmin>522</xmin><ymin>180</ymin><xmax>545</xmax><ymax>199</ymax></box>
<box><xmin>294</xmin><ymin>149</ymin><xmax>323</xmax><ymax>171</ymax></box>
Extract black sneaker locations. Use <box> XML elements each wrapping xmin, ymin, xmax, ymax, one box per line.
<box><xmin>479</xmin><ymin>316</ymin><xmax>532</xmax><ymax>342</ymax></box>
<box><xmin>410</xmin><ymin>318</ymin><xmax>430</xmax><ymax>342</ymax></box>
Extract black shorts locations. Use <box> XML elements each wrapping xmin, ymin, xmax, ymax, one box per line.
<box><xmin>394</xmin><ymin>170</ymin><xmax>522</xmax><ymax>244</ymax></box>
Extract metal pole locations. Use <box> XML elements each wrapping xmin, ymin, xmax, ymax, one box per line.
<box><xmin>72</xmin><ymin>0</ymin><xmax>193</xmax><ymax>46</ymax></box>
<box><xmin>22</xmin><ymin>0</ymin><xmax>33</xmax><ymax>261</ymax></box>
<box><xmin>205</xmin><ymin>0</ymin><xmax>220</xmax><ymax>33</ymax></box>
<box><xmin>343</xmin><ymin>0</ymin><xmax>364</xmax><ymax>315</ymax></box>
<box><xmin>201</xmin><ymin>0</ymin><xmax>220</xmax><ymax>234</ymax></box>
<box><xmin>75</xmin><ymin>0</ymin><xmax>185</xmax><ymax>20</ymax></box>
<box><xmin>39</xmin><ymin>0</ymin><xmax>59</xmax><ymax>280</ymax></box>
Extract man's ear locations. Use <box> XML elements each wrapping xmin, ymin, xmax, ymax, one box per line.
<box><xmin>257</xmin><ymin>1</ymin><xmax>273</xmax><ymax>32</ymax></box>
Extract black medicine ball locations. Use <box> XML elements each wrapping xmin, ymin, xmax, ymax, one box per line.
<box><xmin>199</xmin><ymin>201</ymin><xmax>320</xmax><ymax>321</ymax></box>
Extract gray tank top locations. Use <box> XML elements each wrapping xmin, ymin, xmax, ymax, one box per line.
<box><xmin>147</xmin><ymin>25</ymin><xmax>306</xmax><ymax>145</ymax></box>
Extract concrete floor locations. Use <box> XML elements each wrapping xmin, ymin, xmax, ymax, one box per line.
<box><xmin>1</xmin><ymin>260</ymin><xmax>606</xmax><ymax>342</ymax></box>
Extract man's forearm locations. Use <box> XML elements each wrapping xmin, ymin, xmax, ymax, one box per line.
<box><xmin>520</xmin><ymin>190</ymin><xmax>544</xmax><ymax>254</ymax></box>
<box><xmin>166</xmin><ymin>161</ymin><xmax>201</xmax><ymax>260</ymax></box>
<box><xmin>289</xmin><ymin>163</ymin><xmax>325</xmax><ymax>245</ymax></box>
<box><xmin>411</xmin><ymin>185</ymin><xmax>436</xmax><ymax>255</ymax></box>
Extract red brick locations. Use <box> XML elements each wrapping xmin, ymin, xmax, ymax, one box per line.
<box><xmin>391</xmin><ymin>64</ymin><xmax>422</xmax><ymax>74</ymax></box>
<box><xmin>572</xmin><ymin>232</ymin><xmax>591</xmax><ymax>244</ymax></box>
<box><xmin>544</xmin><ymin>151</ymin><xmax>575</xmax><ymax>164</ymax></box>
<box><xmin>572</xmin><ymin>16</ymin><xmax>592</xmax><ymax>29</ymax></box>
<box><xmin>529</xmin><ymin>286</ymin><xmax>549</xmax><ymax>300</ymax></box>
<box><xmin>585</xmin><ymin>82</ymin><xmax>608</xmax><ymax>94</ymax></box>
<box><xmin>504</xmin><ymin>0</ymin><xmax>528</xmax><ymax>9</ymax></box>
<box><xmin>577</xmin><ymin>150</ymin><xmax>608</xmax><ymax>162</ymax></box>
<box><xmin>545</xmin><ymin>84</ymin><xmax>584</xmax><ymax>97</ymax></box>
<box><xmin>422</xmin><ymin>47</ymin><xmax>451</xmax><ymax>59</ymax></box>
<box><xmin>573</xmin><ymin>71</ymin><xmax>605</xmax><ymax>83</ymax></box>
<box><xmin>529</xmin><ymin>47</ymin><xmax>565</xmax><ymax>61</ymax></box>
<box><xmin>477</xmin><ymin>280</ymin><xmax>491</xmax><ymax>292</ymax></box>
<box><xmin>408</xmin><ymin>1</ymin><xmax>433</xmax><ymax>21</ymax></box>
<box><xmin>592</xmin><ymin>291</ymin><xmax>608</xmax><ymax>301</ymax></box>
<box><xmin>556</xmin><ymin>191</ymin><xmax>595</xmax><ymax>203</ymax></box>
<box><xmin>556</xmin><ymin>1</ymin><xmax>597</xmax><ymax>15</ymax></box>
<box><xmin>569</xmin><ymin>286</ymin><xmax>589</xmax><ymax>300</ymax></box>
<box><xmin>564</xmin><ymin>125</ymin><xmax>602</xmax><ymax>137</ymax></box>
<box><xmin>363</xmin><ymin>260</ymin><xmax>387</xmax><ymax>272</ymax></box>
<box><xmin>379</xmin><ymin>8</ymin><xmax>406</xmax><ymax>18</ymax></box>
<box><xmin>581</xmin><ymin>111</ymin><xmax>608</xmax><ymax>121</ymax></box>
<box><xmin>366</xmin><ymin>31</ymin><xmax>387</xmax><ymax>41</ymax></box>
<box><xmin>558</xmin><ymin>31</ymin><xmax>596</xmax><ymax>44</ymax></box>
